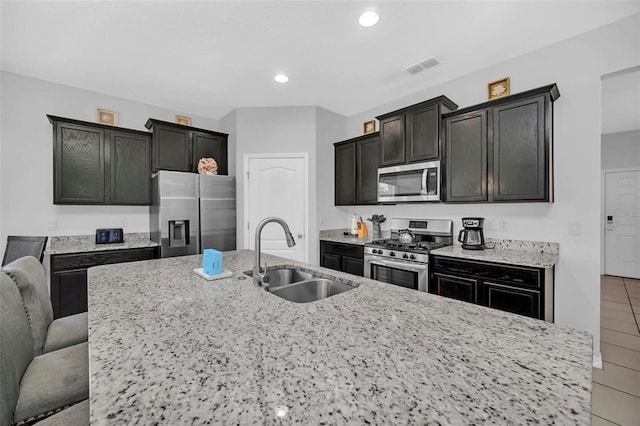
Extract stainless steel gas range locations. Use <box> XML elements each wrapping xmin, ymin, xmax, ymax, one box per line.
<box><xmin>364</xmin><ymin>218</ymin><xmax>453</xmax><ymax>292</ymax></box>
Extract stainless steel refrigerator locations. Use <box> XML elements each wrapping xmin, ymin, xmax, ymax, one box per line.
<box><xmin>150</xmin><ymin>171</ymin><xmax>236</xmax><ymax>258</ymax></box>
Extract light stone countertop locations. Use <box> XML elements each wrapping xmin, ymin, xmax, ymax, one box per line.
<box><xmin>431</xmin><ymin>243</ymin><xmax>559</xmax><ymax>268</ymax></box>
<box><xmin>46</xmin><ymin>233</ymin><xmax>159</xmax><ymax>255</ymax></box>
<box><xmin>87</xmin><ymin>250</ymin><xmax>590</xmax><ymax>425</ymax></box>
<box><xmin>319</xmin><ymin>228</ymin><xmax>389</xmax><ymax>245</ymax></box>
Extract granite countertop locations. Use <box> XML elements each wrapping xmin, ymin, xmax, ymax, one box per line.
<box><xmin>319</xmin><ymin>228</ymin><xmax>389</xmax><ymax>245</ymax></box>
<box><xmin>431</xmin><ymin>239</ymin><xmax>560</xmax><ymax>268</ymax></box>
<box><xmin>87</xmin><ymin>250</ymin><xmax>590</xmax><ymax>424</ymax></box>
<box><xmin>46</xmin><ymin>233</ymin><xmax>159</xmax><ymax>255</ymax></box>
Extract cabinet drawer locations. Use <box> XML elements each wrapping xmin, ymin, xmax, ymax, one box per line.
<box><xmin>51</xmin><ymin>247</ymin><xmax>159</xmax><ymax>271</ymax></box>
<box><xmin>320</xmin><ymin>241</ymin><xmax>364</xmax><ymax>258</ymax></box>
<box><xmin>431</xmin><ymin>256</ymin><xmax>541</xmax><ymax>289</ymax></box>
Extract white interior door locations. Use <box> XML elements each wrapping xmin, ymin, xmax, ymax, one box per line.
<box><xmin>245</xmin><ymin>154</ymin><xmax>307</xmax><ymax>262</ymax></box>
<box><xmin>605</xmin><ymin>170</ymin><xmax>640</xmax><ymax>278</ymax></box>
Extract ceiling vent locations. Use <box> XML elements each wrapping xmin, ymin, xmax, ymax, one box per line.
<box><xmin>406</xmin><ymin>57</ymin><xmax>439</xmax><ymax>75</ymax></box>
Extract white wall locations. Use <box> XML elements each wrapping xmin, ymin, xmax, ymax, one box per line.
<box><xmin>601</xmin><ymin>130</ymin><xmax>640</xmax><ymax>169</ymax></box>
<box><xmin>232</xmin><ymin>106</ymin><xmax>319</xmax><ymax>263</ymax></box>
<box><xmin>316</xmin><ymin>107</ymin><xmax>348</xmax><ymax>231</ymax></box>
<box><xmin>317</xmin><ymin>13</ymin><xmax>640</xmax><ymax>357</ymax></box>
<box><xmin>0</xmin><ymin>71</ymin><xmax>221</xmax><ymax>260</ymax></box>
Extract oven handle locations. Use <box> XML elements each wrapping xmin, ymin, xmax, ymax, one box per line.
<box><xmin>366</xmin><ymin>256</ymin><xmax>428</xmax><ymax>272</ymax></box>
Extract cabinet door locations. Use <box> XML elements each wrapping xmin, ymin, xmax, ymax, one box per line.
<box><xmin>444</xmin><ymin>111</ymin><xmax>488</xmax><ymax>202</ymax></box>
<box><xmin>335</xmin><ymin>143</ymin><xmax>356</xmax><ymax>205</ymax></box>
<box><xmin>342</xmin><ymin>256</ymin><xmax>364</xmax><ymax>276</ymax></box>
<box><xmin>379</xmin><ymin>115</ymin><xmax>405</xmax><ymax>166</ymax></box>
<box><xmin>406</xmin><ymin>104</ymin><xmax>439</xmax><ymax>162</ymax></box>
<box><xmin>356</xmin><ymin>136</ymin><xmax>380</xmax><ymax>204</ymax></box>
<box><xmin>54</xmin><ymin>123</ymin><xmax>105</xmax><ymax>204</ymax></box>
<box><xmin>192</xmin><ymin>132</ymin><xmax>228</xmax><ymax>175</ymax></box>
<box><xmin>482</xmin><ymin>281</ymin><xmax>541</xmax><ymax>319</ymax></box>
<box><xmin>492</xmin><ymin>96</ymin><xmax>547</xmax><ymax>201</ymax></box>
<box><xmin>153</xmin><ymin>125</ymin><xmax>191</xmax><ymax>172</ymax></box>
<box><xmin>321</xmin><ymin>253</ymin><xmax>342</xmax><ymax>271</ymax></box>
<box><xmin>430</xmin><ymin>273</ymin><xmax>478</xmax><ymax>303</ymax></box>
<box><xmin>51</xmin><ymin>269</ymin><xmax>87</xmax><ymax>319</ymax></box>
<box><xmin>110</xmin><ymin>131</ymin><xmax>151</xmax><ymax>205</ymax></box>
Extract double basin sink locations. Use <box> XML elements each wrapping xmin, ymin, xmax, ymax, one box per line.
<box><xmin>245</xmin><ymin>268</ymin><xmax>355</xmax><ymax>303</ymax></box>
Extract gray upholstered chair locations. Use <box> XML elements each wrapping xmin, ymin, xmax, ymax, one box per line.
<box><xmin>2</xmin><ymin>256</ymin><xmax>88</xmax><ymax>356</ymax></box>
<box><xmin>2</xmin><ymin>236</ymin><xmax>48</xmax><ymax>267</ymax></box>
<box><xmin>35</xmin><ymin>400</ymin><xmax>89</xmax><ymax>426</ymax></box>
<box><xmin>0</xmin><ymin>272</ymin><xmax>89</xmax><ymax>425</ymax></box>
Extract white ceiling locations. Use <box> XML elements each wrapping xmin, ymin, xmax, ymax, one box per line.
<box><xmin>2</xmin><ymin>1</ymin><xmax>640</xmax><ymax>120</ymax></box>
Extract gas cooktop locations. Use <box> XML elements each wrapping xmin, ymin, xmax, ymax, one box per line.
<box><xmin>368</xmin><ymin>239</ymin><xmax>449</xmax><ymax>253</ymax></box>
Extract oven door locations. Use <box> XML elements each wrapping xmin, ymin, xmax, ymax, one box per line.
<box><xmin>364</xmin><ymin>255</ymin><xmax>429</xmax><ymax>292</ymax></box>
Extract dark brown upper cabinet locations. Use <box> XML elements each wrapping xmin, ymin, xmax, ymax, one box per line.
<box><xmin>376</xmin><ymin>96</ymin><xmax>458</xmax><ymax>167</ymax></box>
<box><xmin>49</xmin><ymin>115</ymin><xmax>151</xmax><ymax>205</ymax></box>
<box><xmin>442</xmin><ymin>83</ymin><xmax>560</xmax><ymax>203</ymax></box>
<box><xmin>145</xmin><ymin>119</ymin><xmax>228</xmax><ymax>174</ymax></box>
<box><xmin>334</xmin><ymin>133</ymin><xmax>380</xmax><ymax>206</ymax></box>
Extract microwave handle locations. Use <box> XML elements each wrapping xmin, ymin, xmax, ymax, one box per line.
<box><xmin>421</xmin><ymin>169</ymin><xmax>428</xmax><ymax>195</ymax></box>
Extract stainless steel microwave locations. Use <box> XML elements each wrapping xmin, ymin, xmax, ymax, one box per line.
<box><xmin>377</xmin><ymin>160</ymin><xmax>441</xmax><ymax>203</ymax></box>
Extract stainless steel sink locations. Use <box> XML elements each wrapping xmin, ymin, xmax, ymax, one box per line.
<box><xmin>268</xmin><ymin>278</ymin><xmax>355</xmax><ymax>303</ymax></box>
<box><xmin>244</xmin><ymin>267</ymin><xmax>356</xmax><ymax>303</ymax></box>
<box><xmin>245</xmin><ymin>268</ymin><xmax>313</xmax><ymax>288</ymax></box>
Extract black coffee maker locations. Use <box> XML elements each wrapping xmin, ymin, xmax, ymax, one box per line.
<box><xmin>458</xmin><ymin>217</ymin><xmax>486</xmax><ymax>250</ymax></box>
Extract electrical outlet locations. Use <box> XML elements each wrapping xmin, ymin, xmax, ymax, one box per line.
<box><xmin>568</xmin><ymin>221</ymin><xmax>582</xmax><ymax>236</ymax></box>
<box><xmin>121</xmin><ymin>218</ymin><xmax>128</xmax><ymax>228</ymax></box>
<box><xmin>485</xmin><ymin>219</ymin><xmax>496</xmax><ymax>232</ymax></box>
<box><xmin>47</xmin><ymin>220</ymin><xmax>57</xmax><ymax>231</ymax></box>
<box><xmin>498</xmin><ymin>220</ymin><xmax>508</xmax><ymax>232</ymax></box>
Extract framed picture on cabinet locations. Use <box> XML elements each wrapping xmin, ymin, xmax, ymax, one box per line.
<box><xmin>176</xmin><ymin>115</ymin><xmax>192</xmax><ymax>126</ymax></box>
<box><xmin>488</xmin><ymin>77</ymin><xmax>510</xmax><ymax>100</ymax></box>
<box><xmin>96</xmin><ymin>109</ymin><xmax>118</xmax><ymax>126</ymax></box>
<box><xmin>363</xmin><ymin>120</ymin><xmax>376</xmax><ymax>134</ymax></box>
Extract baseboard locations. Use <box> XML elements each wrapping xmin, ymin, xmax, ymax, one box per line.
<box><xmin>593</xmin><ymin>353</ymin><xmax>603</xmax><ymax>369</ymax></box>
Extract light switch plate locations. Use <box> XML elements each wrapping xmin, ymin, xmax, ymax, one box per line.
<box><xmin>568</xmin><ymin>221</ymin><xmax>582</xmax><ymax>236</ymax></box>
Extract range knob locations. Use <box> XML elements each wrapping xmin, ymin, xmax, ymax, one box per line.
<box><xmin>375</xmin><ymin>249</ymin><xmax>382</xmax><ymax>254</ymax></box>
<box><xmin>403</xmin><ymin>254</ymin><xmax>409</xmax><ymax>259</ymax></box>
<box><xmin>389</xmin><ymin>252</ymin><xmax>396</xmax><ymax>257</ymax></box>
<box><xmin>410</xmin><ymin>254</ymin><xmax>416</xmax><ymax>260</ymax></box>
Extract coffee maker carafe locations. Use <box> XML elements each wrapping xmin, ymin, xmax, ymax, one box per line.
<box><xmin>458</xmin><ymin>217</ymin><xmax>485</xmax><ymax>250</ymax></box>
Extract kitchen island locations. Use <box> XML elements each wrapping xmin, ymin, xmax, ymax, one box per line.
<box><xmin>87</xmin><ymin>250</ymin><xmax>591</xmax><ymax>424</ymax></box>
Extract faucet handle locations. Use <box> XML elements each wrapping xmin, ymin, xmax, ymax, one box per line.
<box><xmin>262</xmin><ymin>263</ymin><xmax>271</xmax><ymax>284</ymax></box>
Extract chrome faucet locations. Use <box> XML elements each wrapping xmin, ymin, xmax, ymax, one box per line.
<box><xmin>253</xmin><ymin>217</ymin><xmax>296</xmax><ymax>286</ymax></box>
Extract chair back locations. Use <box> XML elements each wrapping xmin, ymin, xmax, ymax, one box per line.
<box><xmin>0</xmin><ymin>272</ymin><xmax>35</xmax><ymax>426</ymax></box>
<box><xmin>2</xmin><ymin>236</ymin><xmax>48</xmax><ymax>267</ymax></box>
<box><xmin>2</xmin><ymin>256</ymin><xmax>53</xmax><ymax>356</ymax></box>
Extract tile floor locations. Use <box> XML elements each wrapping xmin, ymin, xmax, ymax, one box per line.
<box><xmin>592</xmin><ymin>275</ymin><xmax>640</xmax><ymax>425</ymax></box>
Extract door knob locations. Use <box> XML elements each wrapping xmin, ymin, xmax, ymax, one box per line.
<box><xmin>297</xmin><ymin>233</ymin><xmax>303</xmax><ymax>238</ymax></box>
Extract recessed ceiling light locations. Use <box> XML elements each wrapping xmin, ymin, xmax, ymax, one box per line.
<box><xmin>359</xmin><ymin>10</ymin><xmax>379</xmax><ymax>27</ymax></box>
<box><xmin>274</xmin><ymin>74</ymin><xmax>289</xmax><ymax>83</ymax></box>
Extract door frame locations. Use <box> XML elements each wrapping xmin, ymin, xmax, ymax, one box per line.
<box><xmin>243</xmin><ymin>153</ymin><xmax>309</xmax><ymax>263</ymax></box>
<box><xmin>601</xmin><ymin>167</ymin><xmax>640</xmax><ymax>276</ymax></box>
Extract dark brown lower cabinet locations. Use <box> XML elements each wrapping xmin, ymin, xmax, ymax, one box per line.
<box><xmin>431</xmin><ymin>273</ymin><xmax>478</xmax><ymax>304</ymax></box>
<box><xmin>319</xmin><ymin>241</ymin><xmax>364</xmax><ymax>276</ymax></box>
<box><xmin>50</xmin><ymin>246</ymin><xmax>160</xmax><ymax>319</ymax></box>
<box><xmin>482</xmin><ymin>282</ymin><xmax>540</xmax><ymax>319</ymax></box>
<box><xmin>429</xmin><ymin>255</ymin><xmax>553</xmax><ymax>321</ymax></box>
